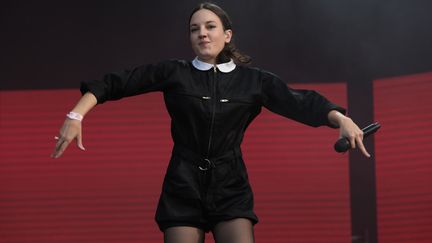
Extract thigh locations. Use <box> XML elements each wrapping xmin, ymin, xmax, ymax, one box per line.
<box><xmin>164</xmin><ymin>226</ymin><xmax>205</xmax><ymax>243</ymax></box>
<box><xmin>212</xmin><ymin>218</ymin><xmax>255</xmax><ymax>243</ymax></box>
<box><xmin>156</xmin><ymin>156</ymin><xmax>208</xmax><ymax>232</ymax></box>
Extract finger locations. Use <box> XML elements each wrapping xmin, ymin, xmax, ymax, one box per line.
<box><xmin>349</xmin><ymin>136</ymin><xmax>356</xmax><ymax>149</ymax></box>
<box><xmin>53</xmin><ymin>139</ymin><xmax>71</xmax><ymax>158</ymax></box>
<box><xmin>54</xmin><ymin>136</ymin><xmax>66</xmax><ymax>152</ymax></box>
<box><xmin>356</xmin><ymin>136</ymin><xmax>371</xmax><ymax>158</ymax></box>
<box><xmin>77</xmin><ymin>131</ymin><xmax>85</xmax><ymax>151</ymax></box>
<box><xmin>51</xmin><ymin>136</ymin><xmax>61</xmax><ymax>158</ymax></box>
<box><xmin>51</xmin><ymin>138</ymin><xmax>65</xmax><ymax>158</ymax></box>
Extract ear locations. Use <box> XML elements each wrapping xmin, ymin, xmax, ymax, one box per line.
<box><xmin>224</xmin><ymin>29</ymin><xmax>233</xmax><ymax>43</ymax></box>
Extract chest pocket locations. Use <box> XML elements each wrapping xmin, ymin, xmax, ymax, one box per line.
<box><xmin>164</xmin><ymin>90</ymin><xmax>213</xmax><ymax>117</ymax></box>
<box><xmin>167</xmin><ymin>91</ymin><xmax>207</xmax><ymax>100</ymax></box>
<box><xmin>165</xmin><ymin>91</ymin><xmax>259</xmax><ymax>115</ymax></box>
<box><xmin>216</xmin><ymin>95</ymin><xmax>261</xmax><ymax>120</ymax></box>
<box><xmin>218</xmin><ymin>96</ymin><xmax>256</xmax><ymax>105</ymax></box>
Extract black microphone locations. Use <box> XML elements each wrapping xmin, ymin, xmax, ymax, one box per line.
<box><xmin>334</xmin><ymin>122</ymin><xmax>381</xmax><ymax>153</ymax></box>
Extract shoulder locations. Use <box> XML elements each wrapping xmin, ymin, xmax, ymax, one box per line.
<box><xmin>132</xmin><ymin>59</ymin><xmax>192</xmax><ymax>76</ymax></box>
<box><xmin>235</xmin><ymin>65</ymin><xmax>282</xmax><ymax>81</ymax></box>
<box><xmin>158</xmin><ymin>59</ymin><xmax>191</xmax><ymax>69</ymax></box>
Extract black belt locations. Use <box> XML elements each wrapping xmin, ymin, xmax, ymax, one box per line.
<box><xmin>172</xmin><ymin>145</ymin><xmax>242</xmax><ymax>171</ymax></box>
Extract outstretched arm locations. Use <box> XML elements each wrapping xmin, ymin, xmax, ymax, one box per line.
<box><xmin>50</xmin><ymin>60</ymin><xmax>177</xmax><ymax>158</ymax></box>
<box><xmin>328</xmin><ymin>110</ymin><xmax>370</xmax><ymax>157</ymax></box>
<box><xmin>51</xmin><ymin>92</ymin><xmax>97</xmax><ymax>158</ymax></box>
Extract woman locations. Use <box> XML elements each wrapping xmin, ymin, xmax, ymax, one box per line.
<box><xmin>52</xmin><ymin>2</ymin><xmax>370</xmax><ymax>243</ymax></box>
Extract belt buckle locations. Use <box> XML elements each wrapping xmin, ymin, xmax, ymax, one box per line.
<box><xmin>199</xmin><ymin>159</ymin><xmax>213</xmax><ymax>171</ymax></box>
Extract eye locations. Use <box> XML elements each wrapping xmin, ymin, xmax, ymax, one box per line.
<box><xmin>190</xmin><ymin>28</ymin><xmax>198</xmax><ymax>33</ymax></box>
<box><xmin>207</xmin><ymin>25</ymin><xmax>216</xmax><ymax>29</ymax></box>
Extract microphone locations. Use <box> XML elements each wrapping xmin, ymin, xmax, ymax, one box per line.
<box><xmin>334</xmin><ymin>122</ymin><xmax>381</xmax><ymax>153</ymax></box>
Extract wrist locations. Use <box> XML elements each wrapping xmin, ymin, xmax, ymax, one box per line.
<box><xmin>328</xmin><ymin>110</ymin><xmax>350</xmax><ymax>127</ymax></box>
<box><xmin>66</xmin><ymin>111</ymin><xmax>83</xmax><ymax>121</ymax></box>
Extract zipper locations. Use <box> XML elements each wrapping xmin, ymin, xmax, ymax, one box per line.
<box><xmin>206</xmin><ymin>66</ymin><xmax>218</xmax><ymax>158</ymax></box>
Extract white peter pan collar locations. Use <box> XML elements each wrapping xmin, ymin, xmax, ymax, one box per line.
<box><xmin>192</xmin><ymin>57</ymin><xmax>236</xmax><ymax>73</ymax></box>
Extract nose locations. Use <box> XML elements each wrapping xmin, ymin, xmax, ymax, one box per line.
<box><xmin>198</xmin><ymin>26</ymin><xmax>207</xmax><ymax>39</ymax></box>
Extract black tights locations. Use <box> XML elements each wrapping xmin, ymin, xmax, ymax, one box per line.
<box><xmin>163</xmin><ymin>218</ymin><xmax>255</xmax><ymax>243</ymax></box>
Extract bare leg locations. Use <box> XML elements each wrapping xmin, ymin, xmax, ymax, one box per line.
<box><xmin>212</xmin><ymin>218</ymin><xmax>255</xmax><ymax>243</ymax></box>
<box><xmin>164</xmin><ymin>226</ymin><xmax>205</xmax><ymax>243</ymax></box>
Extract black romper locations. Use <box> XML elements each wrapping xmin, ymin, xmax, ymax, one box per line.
<box><xmin>80</xmin><ymin>58</ymin><xmax>345</xmax><ymax>232</ymax></box>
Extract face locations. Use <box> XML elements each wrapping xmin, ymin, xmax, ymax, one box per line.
<box><xmin>189</xmin><ymin>9</ymin><xmax>232</xmax><ymax>64</ymax></box>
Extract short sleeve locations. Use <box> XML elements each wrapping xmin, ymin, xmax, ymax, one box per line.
<box><xmin>261</xmin><ymin>70</ymin><xmax>346</xmax><ymax>128</ymax></box>
<box><xmin>80</xmin><ymin>60</ymin><xmax>177</xmax><ymax>104</ymax></box>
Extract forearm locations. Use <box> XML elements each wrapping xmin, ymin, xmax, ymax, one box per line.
<box><xmin>70</xmin><ymin>92</ymin><xmax>98</xmax><ymax>117</ymax></box>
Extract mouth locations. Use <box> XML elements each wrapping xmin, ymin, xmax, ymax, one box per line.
<box><xmin>199</xmin><ymin>41</ymin><xmax>211</xmax><ymax>46</ymax></box>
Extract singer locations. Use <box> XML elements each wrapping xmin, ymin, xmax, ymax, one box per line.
<box><xmin>51</xmin><ymin>2</ymin><xmax>370</xmax><ymax>243</ymax></box>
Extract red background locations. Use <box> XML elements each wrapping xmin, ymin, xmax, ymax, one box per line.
<box><xmin>374</xmin><ymin>73</ymin><xmax>432</xmax><ymax>243</ymax></box>
<box><xmin>1</xmin><ymin>73</ymin><xmax>431</xmax><ymax>242</ymax></box>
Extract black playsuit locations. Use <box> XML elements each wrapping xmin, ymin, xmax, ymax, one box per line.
<box><xmin>80</xmin><ymin>58</ymin><xmax>346</xmax><ymax>232</ymax></box>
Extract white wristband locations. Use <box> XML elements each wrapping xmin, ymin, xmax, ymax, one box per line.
<box><xmin>66</xmin><ymin>111</ymin><xmax>83</xmax><ymax>121</ymax></box>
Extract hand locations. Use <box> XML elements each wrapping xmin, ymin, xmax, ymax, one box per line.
<box><xmin>338</xmin><ymin>117</ymin><xmax>371</xmax><ymax>157</ymax></box>
<box><xmin>51</xmin><ymin>118</ymin><xmax>85</xmax><ymax>158</ymax></box>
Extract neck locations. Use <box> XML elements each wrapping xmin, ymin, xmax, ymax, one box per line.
<box><xmin>197</xmin><ymin>57</ymin><xmax>216</xmax><ymax>65</ymax></box>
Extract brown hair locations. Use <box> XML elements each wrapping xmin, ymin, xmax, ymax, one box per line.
<box><xmin>189</xmin><ymin>2</ymin><xmax>252</xmax><ymax>64</ymax></box>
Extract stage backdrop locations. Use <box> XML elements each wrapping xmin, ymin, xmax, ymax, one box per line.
<box><xmin>374</xmin><ymin>72</ymin><xmax>432</xmax><ymax>243</ymax></box>
<box><xmin>2</xmin><ymin>73</ymin><xmax>432</xmax><ymax>243</ymax></box>
<box><xmin>1</xmin><ymin>83</ymin><xmax>349</xmax><ymax>243</ymax></box>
